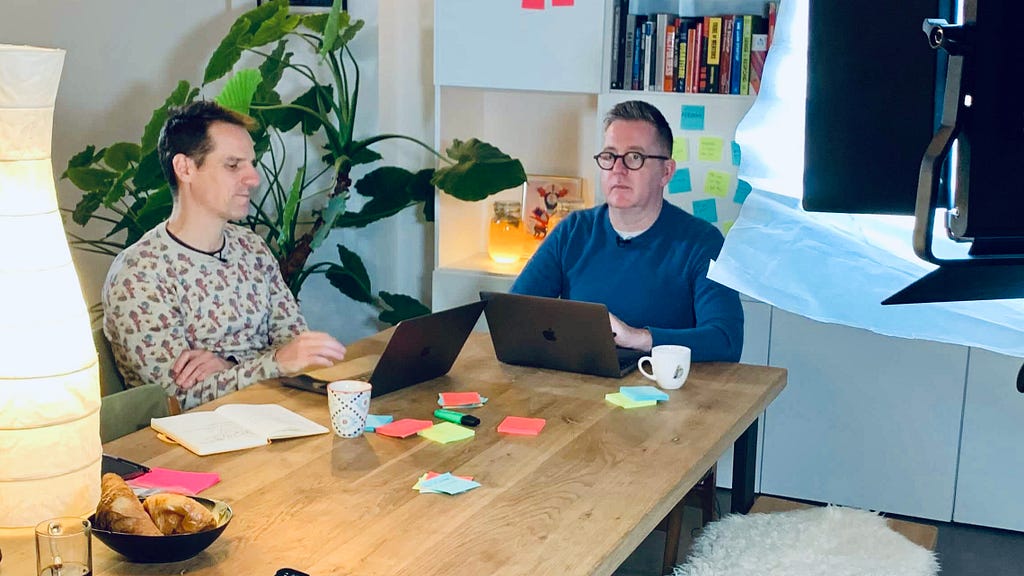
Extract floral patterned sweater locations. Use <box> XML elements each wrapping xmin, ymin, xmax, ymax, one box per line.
<box><xmin>102</xmin><ymin>222</ymin><xmax>307</xmax><ymax>410</ymax></box>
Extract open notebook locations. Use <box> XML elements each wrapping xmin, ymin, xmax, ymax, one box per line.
<box><xmin>150</xmin><ymin>404</ymin><xmax>328</xmax><ymax>456</ymax></box>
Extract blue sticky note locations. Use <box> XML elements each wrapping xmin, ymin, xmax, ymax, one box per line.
<box><xmin>734</xmin><ymin>179</ymin><xmax>753</xmax><ymax>204</ymax></box>
<box><xmin>619</xmin><ymin>386</ymin><xmax>670</xmax><ymax>403</ymax></box>
<box><xmin>731</xmin><ymin>141</ymin><xmax>741</xmax><ymax>166</ymax></box>
<box><xmin>692</xmin><ymin>198</ymin><xmax>718</xmax><ymax>223</ymax></box>
<box><xmin>418</xmin><ymin>473</ymin><xmax>481</xmax><ymax>495</ymax></box>
<box><xmin>668</xmin><ymin>168</ymin><xmax>692</xmax><ymax>194</ymax></box>
<box><xmin>364</xmin><ymin>414</ymin><xmax>394</xmax><ymax>432</ymax></box>
<box><xmin>680</xmin><ymin>105</ymin><xmax>705</xmax><ymax>131</ymax></box>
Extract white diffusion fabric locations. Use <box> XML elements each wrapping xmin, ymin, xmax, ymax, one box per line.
<box><xmin>709</xmin><ymin>0</ymin><xmax>1024</xmax><ymax>358</ymax></box>
<box><xmin>0</xmin><ymin>44</ymin><xmax>101</xmax><ymax>528</ymax></box>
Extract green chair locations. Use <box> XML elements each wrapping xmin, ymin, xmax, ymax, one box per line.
<box><xmin>94</xmin><ymin>328</ymin><xmax>181</xmax><ymax>443</ymax></box>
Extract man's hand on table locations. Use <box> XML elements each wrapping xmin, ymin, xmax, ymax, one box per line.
<box><xmin>172</xmin><ymin>349</ymin><xmax>234</xmax><ymax>389</ymax></box>
<box><xmin>274</xmin><ymin>331</ymin><xmax>347</xmax><ymax>375</ymax></box>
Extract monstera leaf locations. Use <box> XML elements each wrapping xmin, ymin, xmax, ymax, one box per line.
<box><xmin>432</xmin><ymin>139</ymin><xmax>527</xmax><ymax>201</ymax></box>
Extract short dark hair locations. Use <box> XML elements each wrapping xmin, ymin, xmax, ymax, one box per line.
<box><xmin>157</xmin><ymin>100</ymin><xmax>257</xmax><ymax>195</ymax></box>
<box><xmin>602</xmin><ymin>100</ymin><xmax>673</xmax><ymax>156</ymax></box>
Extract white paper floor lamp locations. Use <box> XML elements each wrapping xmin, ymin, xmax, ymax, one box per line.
<box><xmin>0</xmin><ymin>44</ymin><xmax>102</xmax><ymax>528</ymax></box>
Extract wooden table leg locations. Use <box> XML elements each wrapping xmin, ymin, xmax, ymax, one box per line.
<box><xmin>660</xmin><ymin>499</ymin><xmax>684</xmax><ymax>576</ymax></box>
<box><xmin>731</xmin><ymin>419</ymin><xmax>758</xmax><ymax>514</ymax></box>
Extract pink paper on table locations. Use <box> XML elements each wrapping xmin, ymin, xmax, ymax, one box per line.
<box><xmin>128</xmin><ymin>467</ymin><xmax>220</xmax><ymax>496</ymax></box>
<box><xmin>439</xmin><ymin>392</ymin><xmax>482</xmax><ymax>407</ymax></box>
<box><xmin>375</xmin><ymin>418</ymin><xmax>433</xmax><ymax>438</ymax></box>
<box><xmin>497</xmin><ymin>416</ymin><xmax>546</xmax><ymax>436</ymax></box>
<box><xmin>522</xmin><ymin>0</ymin><xmax>544</xmax><ymax>9</ymax></box>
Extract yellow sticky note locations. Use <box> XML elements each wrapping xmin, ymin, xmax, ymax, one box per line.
<box><xmin>605</xmin><ymin>392</ymin><xmax>657</xmax><ymax>409</ymax></box>
<box><xmin>722</xmin><ymin>220</ymin><xmax>735</xmax><ymax>235</ymax></box>
<box><xmin>672</xmin><ymin>137</ymin><xmax>688</xmax><ymax>162</ymax></box>
<box><xmin>418</xmin><ymin>421</ymin><xmax>475</xmax><ymax>444</ymax></box>
<box><xmin>698</xmin><ymin>137</ymin><xmax>724</xmax><ymax>162</ymax></box>
<box><xmin>704</xmin><ymin>170</ymin><xmax>731</xmax><ymax>198</ymax></box>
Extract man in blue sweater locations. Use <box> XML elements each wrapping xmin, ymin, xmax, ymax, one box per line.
<box><xmin>511</xmin><ymin>100</ymin><xmax>743</xmax><ymax>362</ymax></box>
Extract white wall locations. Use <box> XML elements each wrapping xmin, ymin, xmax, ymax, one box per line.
<box><xmin>1</xmin><ymin>0</ymin><xmax>437</xmax><ymax>345</ymax></box>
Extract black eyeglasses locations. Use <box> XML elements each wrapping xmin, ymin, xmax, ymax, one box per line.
<box><xmin>593</xmin><ymin>151</ymin><xmax>671</xmax><ymax>171</ymax></box>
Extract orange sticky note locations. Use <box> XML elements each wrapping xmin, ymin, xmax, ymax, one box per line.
<box><xmin>439</xmin><ymin>392</ymin><xmax>483</xmax><ymax>407</ymax></box>
<box><xmin>375</xmin><ymin>418</ymin><xmax>433</xmax><ymax>438</ymax></box>
<box><xmin>522</xmin><ymin>0</ymin><xmax>544</xmax><ymax>9</ymax></box>
<box><xmin>497</xmin><ymin>416</ymin><xmax>546</xmax><ymax>436</ymax></box>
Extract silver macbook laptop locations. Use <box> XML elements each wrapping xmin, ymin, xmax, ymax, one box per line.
<box><xmin>480</xmin><ymin>292</ymin><xmax>642</xmax><ymax>378</ymax></box>
<box><xmin>281</xmin><ymin>300</ymin><xmax>486</xmax><ymax>397</ymax></box>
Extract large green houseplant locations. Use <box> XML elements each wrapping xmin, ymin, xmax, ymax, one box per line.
<box><xmin>64</xmin><ymin>0</ymin><xmax>525</xmax><ymax>324</ymax></box>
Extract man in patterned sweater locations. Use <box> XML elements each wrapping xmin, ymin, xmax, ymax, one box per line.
<box><xmin>103</xmin><ymin>101</ymin><xmax>347</xmax><ymax>409</ymax></box>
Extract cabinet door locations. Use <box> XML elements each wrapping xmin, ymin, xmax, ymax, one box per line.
<box><xmin>435</xmin><ymin>0</ymin><xmax>605</xmax><ymax>93</ymax></box>
<box><xmin>761</xmin><ymin>309</ymin><xmax>966</xmax><ymax>521</ymax></box>
<box><xmin>953</xmin><ymin>348</ymin><xmax>1024</xmax><ymax>531</ymax></box>
<box><xmin>716</xmin><ymin>298</ymin><xmax>770</xmax><ymax>489</ymax></box>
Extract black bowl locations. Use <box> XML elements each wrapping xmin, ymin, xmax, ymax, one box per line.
<box><xmin>89</xmin><ymin>496</ymin><xmax>232</xmax><ymax>563</ymax></box>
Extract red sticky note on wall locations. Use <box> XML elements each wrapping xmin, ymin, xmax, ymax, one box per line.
<box><xmin>552</xmin><ymin>0</ymin><xmax>574</xmax><ymax>5</ymax></box>
<box><xmin>522</xmin><ymin>0</ymin><xmax>544</xmax><ymax>9</ymax></box>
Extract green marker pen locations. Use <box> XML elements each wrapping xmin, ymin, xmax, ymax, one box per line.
<box><xmin>434</xmin><ymin>408</ymin><xmax>480</xmax><ymax>427</ymax></box>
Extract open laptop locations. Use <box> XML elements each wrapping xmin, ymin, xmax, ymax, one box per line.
<box><xmin>281</xmin><ymin>300</ymin><xmax>486</xmax><ymax>397</ymax></box>
<box><xmin>480</xmin><ymin>292</ymin><xmax>642</xmax><ymax>378</ymax></box>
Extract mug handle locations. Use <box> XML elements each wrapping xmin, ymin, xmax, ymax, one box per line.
<box><xmin>637</xmin><ymin>356</ymin><xmax>657</xmax><ymax>381</ymax></box>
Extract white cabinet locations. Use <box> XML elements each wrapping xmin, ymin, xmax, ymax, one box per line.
<box><xmin>435</xmin><ymin>0</ymin><xmax>605</xmax><ymax>93</ymax></box>
<box><xmin>953</xmin><ymin>348</ymin><xmax>1024</xmax><ymax>531</ymax></box>
<box><xmin>760</xmin><ymin>309</ymin><xmax>968</xmax><ymax>521</ymax></box>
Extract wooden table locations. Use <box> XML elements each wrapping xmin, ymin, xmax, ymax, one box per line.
<box><xmin>0</xmin><ymin>332</ymin><xmax>785</xmax><ymax>575</ymax></box>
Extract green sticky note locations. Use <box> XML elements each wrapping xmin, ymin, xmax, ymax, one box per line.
<box><xmin>731</xmin><ymin>141</ymin><xmax>742</xmax><ymax>166</ymax></box>
<box><xmin>680</xmin><ymin>105</ymin><xmax>705</xmax><ymax>130</ymax></box>
<box><xmin>605</xmin><ymin>392</ymin><xmax>657</xmax><ymax>409</ymax></box>
<box><xmin>704</xmin><ymin>170</ymin><xmax>730</xmax><ymax>197</ymax></box>
<box><xmin>692</xmin><ymin>198</ymin><xmax>718</xmax><ymax>223</ymax></box>
<box><xmin>698</xmin><ymin>137</ymin><xmax>724</xmax><ymax>162</ymax></box>
<box><xmin>668</xmin><ymin>168</ymin><xmax>692</xmax><ymax>194</ymax></box>
<box><xmin>722</xmin><ymin>220</ymin><xmax>735</xmax><ymax>235</ymax></box>
<box><xmin>418</xmin><ymin>421</ymin><xmax>475</xmax><ymax>444</ymax></box>
<box><xmin>734</xmin><ymin>179</ymin><xmax>753</xmax><ymax>204</ymax></box>
<box><xmin>672</xmin><ymin>137</ymin><xmax>689</xmax><ymax>162</ymax></box>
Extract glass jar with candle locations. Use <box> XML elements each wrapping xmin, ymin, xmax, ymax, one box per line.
<box><xmin>488</xmin><ymin>200</ymin><xmax>524</xmax><ymax>264</ymax></box>
<box><xmin>546</xmin><ymin>200</ymin><xmax>585</xmax><ymax>232</ymax></box>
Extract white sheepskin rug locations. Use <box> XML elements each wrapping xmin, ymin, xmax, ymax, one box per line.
<box><xmin>673</xmin><ymin>506</ymin><xmax>939</xmax><ymax>576</ymax></box>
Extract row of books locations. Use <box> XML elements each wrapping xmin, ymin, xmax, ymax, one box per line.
<box><xmin>609</xmin><ymin>1</ymin><xmax>779</xmax><ymax>95</ymax></box>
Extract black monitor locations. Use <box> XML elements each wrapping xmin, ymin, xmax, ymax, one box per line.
<box><xmin>802</xmin><ymin>0</ymin><xmax>1024</xmax><ymax>303</ymax></box>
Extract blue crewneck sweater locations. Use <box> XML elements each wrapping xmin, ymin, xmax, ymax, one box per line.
<box><xmin>511</xmin><ymin>202</ymin><xmax>743</xmax><ymax>362</ymax></box>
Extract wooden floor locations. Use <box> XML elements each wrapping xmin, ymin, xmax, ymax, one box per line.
<box><xmin>748</xmin><ymin>495</ymin><xmax>939</xmax><ymax>551</ymax></box>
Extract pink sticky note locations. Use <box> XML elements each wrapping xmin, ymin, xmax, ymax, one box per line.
<box><xmin>128</xmin><ymin>467</ymin><xmax>220</xmax><ymax>496</ymax></box>
<box><xmin>522</xmin><ymin>0</ymin><xmax>544</xmax><ymax>9</ymax></box>
<box><xmin>439</xmin><ymin>392</ymin><xmax>482</xmax><ymax>407</ymax></box>
<box><xmin>375</xmin><ymin>418</ymin><xmax>433</xmax><ymax>438</ymax></box>
<box><xmin>552</xmin><ymin>0</ymin><xmax>574</xmax><ymax>5</ymax></box>
<box><xmin>497</xmin><ymin>416</ymin><xmax>547</xmax><ymax>436</ymax></box>
<box><xmin>425</xmin><ymin>471</ymin><xmax>474</xmax><ymax>481</ymax></box>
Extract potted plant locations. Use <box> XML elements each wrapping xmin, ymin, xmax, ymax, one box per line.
<box><xmin>64</xmin><ymin>0</ymin><xmax>526</xmax><ymax>324</ymax></box>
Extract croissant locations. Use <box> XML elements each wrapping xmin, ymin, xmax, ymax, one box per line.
<box><xmin>95</xmin><ymin>473</ymin><xmax>162</xmax><ymax>536</ymax></box>
<box><xmin>143</xmin><ymin>492</ymin><xmax>217</xmax><ymax>535</ymax></box>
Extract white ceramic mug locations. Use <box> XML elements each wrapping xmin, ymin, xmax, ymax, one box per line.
<box><xmin>637</xmin><ymin>345</ymin><xmax>692</xmax><ymax>390</ymax></box>
<box><xmin>327</xmin><ymin>380</ymin><xmax>372</xmax><ymax>438</ymax></box>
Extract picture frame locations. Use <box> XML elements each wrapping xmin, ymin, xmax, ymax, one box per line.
<box><xmin>522</xmin><ymin>175</ymin><xmax>584</xmax><ymax>239</ymax></box>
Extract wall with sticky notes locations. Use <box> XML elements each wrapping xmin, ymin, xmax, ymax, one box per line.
<box><xmin>596</xmin><ymin>91</ymin><xmax>755</xmax><ymax>232</ymax></box>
